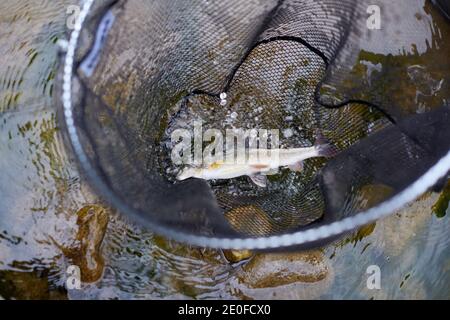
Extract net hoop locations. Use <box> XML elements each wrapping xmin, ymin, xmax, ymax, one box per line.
<box><xmin>60</xmin><ymin>0</ymin><xmax>450</xmax><ymax>249</ymax></box>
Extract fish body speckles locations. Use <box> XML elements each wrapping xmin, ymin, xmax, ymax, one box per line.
<box><xmin>177</xmin><ymin>141</ymin><xmax>337</xmax><ymax>187</ymax></box>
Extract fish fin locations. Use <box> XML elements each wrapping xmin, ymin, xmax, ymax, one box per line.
<box><xmin>314</xmin><ymin>129</ymin><xmax>328</xmax><ymax>146</ymax></box>
<box><xmin>249</xmin><ymin>174</ymin><xmax>268</xmax><ymax>188</ymax></box>
<box><xmin>288</xmin><ymin>161</ymin><xmax>304</xmax><ymax>172</ymax></box>
<box><xmin>314</xmin><ymin>130</ymin><xmax>339</xmax><ymax>158</ymax></box>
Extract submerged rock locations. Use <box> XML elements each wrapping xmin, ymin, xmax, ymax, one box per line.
<box><xmin>52</xmin><ymin>205</ymin><xmax>109</xmax><ymax>283</ymax></box>
<box><xmin>232</xmin><ymin>250</ymin><xmax>334</xmax><ymax>299</ymax></box>
<box><xmin>0</xmin><ymin>270</ymin><xmax>67</xmax><ymax>300</ymax></box>
<box><xmin>432</xmin><ymin>181</ymin><xmax>450</xmax><ymax>218</ymax></box>
<box><xmin>223</xmin><ymin>250</ymin><xmax>253</xmax><ymax>263</ymax></box>
<box><xmin>238</xmin><ymin>250</ymin><xmax>330</xmax><ymax>288</ymax></box>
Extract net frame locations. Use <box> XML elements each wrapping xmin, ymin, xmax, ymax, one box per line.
<box><xmin>58</xmin><ymin>0</ymin><xmax>450</xmax><ymax>250</ymax></box>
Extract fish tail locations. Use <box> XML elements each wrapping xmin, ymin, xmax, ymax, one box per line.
<box><xmin>314</xmin><ymin>130</ymin><xmax>339</xmax><ymax>158</ymax></box>
<box><xmin>316</xmin><ymin>143</ymin><xmax>339</xmax><ymax>158</ymax></box>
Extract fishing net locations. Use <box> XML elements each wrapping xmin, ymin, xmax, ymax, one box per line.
<box><xmin>56</xmin><ymin>0</ymin><xmax>450</xmax><ymax>249</ymax></box>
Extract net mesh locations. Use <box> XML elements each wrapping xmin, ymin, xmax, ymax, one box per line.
<box><xmin>57</xmin><ymin>0</ymin><xmax>450</xmax><ymax>248</ymax></box>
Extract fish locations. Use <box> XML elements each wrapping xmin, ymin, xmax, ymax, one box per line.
<box><xmin>176</xmin><ymin>134</ymin><xmax>337</xmax><ymax>187</ymax></box>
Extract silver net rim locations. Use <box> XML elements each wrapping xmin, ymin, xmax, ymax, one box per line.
<box><xmin>60</xmin><ymin>0</ymin><xmax>450</xmax><ymax>250</ymax></box>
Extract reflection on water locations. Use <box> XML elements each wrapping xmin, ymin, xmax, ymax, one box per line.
<box><xmin>0</xmin><ymin>0</ymin><xmax>449</xmax><ymax>299</ymax></box>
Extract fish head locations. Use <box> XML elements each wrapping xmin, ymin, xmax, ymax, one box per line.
<box><xmin>176</xmin><ymin>167</ymin><xmax>201</xmax><ymax>181</ymax></box>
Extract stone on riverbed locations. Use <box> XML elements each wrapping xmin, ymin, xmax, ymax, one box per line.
<box><xmin>53</xmin><ymin>205</ymin><xmax>109</xmax><ymax>283</ymax></box>
<box><xmin>238</xmin><ymin>250</ymin><xmax>330</xmax><ymax>288</ymax></box>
